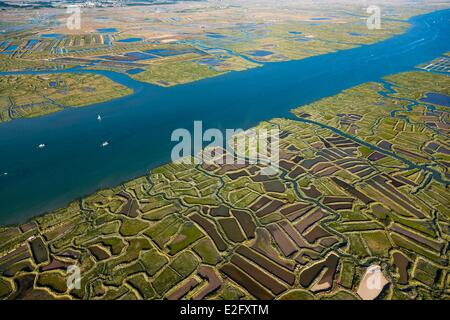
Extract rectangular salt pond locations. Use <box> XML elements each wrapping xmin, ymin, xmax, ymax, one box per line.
<box><xmin>97</xmin><ymin>28</ymin><xmax>118</xmax><ymax>33</ymax></box>
<box><xmin>421</xmin><ymin>92</ymin><xmax>450</xmax><ymax>107</ymax></box>
<box><xmin>117</xmin><ymin>38</ymin><xmax>143</xmax><ymax>43</ymax></box>
<box><xmin>126</xmin><ymin>68</ymin><xmax>145</xmax><ymax>75</ymax></box>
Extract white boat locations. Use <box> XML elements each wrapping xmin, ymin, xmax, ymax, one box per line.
<box><xmin>38</xmin><ymin>143</ymin><xmax>46</xmax><ymax>149</ymax></box>
<box><xmin>2</xmin><ymin>172</ymin><xmax>7</xmax><ymax>176</ymax></box>
<box><xmin>101</xmin><ymin>141</ymin><xmax>109</xmax><ymax>147</ymax></box>
<box><xmin>97</xmin><ymin>115</ymin><xmax>102</xmax><ymax>121</ymax></box>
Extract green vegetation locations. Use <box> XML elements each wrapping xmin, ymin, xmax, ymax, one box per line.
<box><xmin>132</xmin><ymin>60</ymin><xmax>222</xmax><ymax>87</ymax></box>
<box><xmin>193</xmin><ymin>239</ymin><xmax>222</xmax><ymax>265</ymax></box>
<box><xmin>0</xmin><ymin>73</ymin><xmax>132</xmax><ymax>122</ymax></box>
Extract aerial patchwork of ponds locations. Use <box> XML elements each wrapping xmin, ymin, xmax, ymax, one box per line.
<box><xmin>0</xmin><ymin>30</ymin><xmax>140</xmax><ymax>57</ymax></box>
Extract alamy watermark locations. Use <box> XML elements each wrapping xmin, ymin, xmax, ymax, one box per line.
<box><xmin>64</xmin><ymin>0</ymin><xmax>131</xmax><ymax>30</ymax></box>
<box><xmin>366</xmin><ymin>265</ymin><xmax>386</xmax><ymax>290</ymax></box>
<box><xmin>65</xmin><ymin>5</ymin><xmax>81</xmax><ymax>30</ymax></box>
<box><xmin>366</xmin><ymin>5</ymin><xmax>382</xmax><ymax>30</ymax></box>
<box><xmin>66</xmin><ymin>265</ymin><xmax>81</xmax><ymax>290</ymax></box>
<box><xmin>171</xmin><ymin>121</ymin><xmax>280</xmax><ymax>176</ymax></box>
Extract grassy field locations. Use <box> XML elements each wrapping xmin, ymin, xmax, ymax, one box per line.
<box><xmin>0</xmin><ymin>73</ymin><xmax>133</xmax><ymax>122</ymax></box>
<box><xmin>131</xmin><ymin>60</ymin><xmax>223</xmax><ymax>87</ymax></box>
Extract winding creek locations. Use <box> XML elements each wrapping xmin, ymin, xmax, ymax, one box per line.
<box><xmin>0</xmin><ymin>9</ymin><xmax>449</xmax><ymax>224</ymax></box>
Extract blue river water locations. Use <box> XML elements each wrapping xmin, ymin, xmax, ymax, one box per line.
<box><xmin>0</xmin><ymin>9</ymin><xmax>449</xmax><ymax>224</ymax></box>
